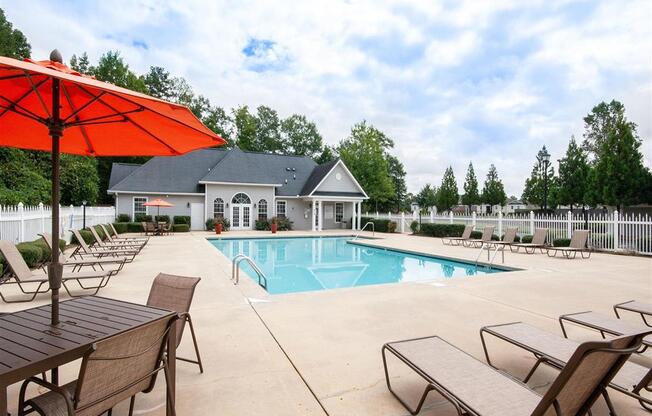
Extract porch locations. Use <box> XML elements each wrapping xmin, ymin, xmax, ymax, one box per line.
<box><xmin>307</xmin><ymin>197</ymin><xmax>365</xmax><ymax>231</ymax></box>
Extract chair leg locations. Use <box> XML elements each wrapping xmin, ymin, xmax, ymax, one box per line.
<box><xmin>128</xmin><ymin>396</ymin><xmax>136</xmax><ymax>416</ymax></box>
<box><xmin>186</xmin><ymin>315</ymin><xmax>204</xmax><ymax>373</ymax></box>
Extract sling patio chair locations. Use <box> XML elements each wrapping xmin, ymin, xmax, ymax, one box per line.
<box><xmin>40</xmin><ymin>233</ymin><xmax>127</xmax><ymax>274</ymax></box>
<box><xmin>546</xmin><ymin>230</ymin><xmax>591</xmax><ymax>259</ymax></box>
<box><xmin>89</xmin><ymin>226</ymin><xmax>144</xmax><ymax>252</ymax></box>
<box><xmin>510</xmin><ymin>227</ymin><xmax>548</xmax><ymax>254</ymax></box>
<box><xmin>0</xmin><ymin>240</ymin><xmax>117</xmax><ymax>303</ymax></box>
<box><xmin>100</xmin><ymin>224</ymin><xmax>147</xmax><ymax>249</ymax></box>
<box><xmin>559</xmin><ymin>311</ymin><xmax>652</xmax><ymax>352</ymax></box>
<box><xmin>480</xmin><ymin>322</ymin><xmax>652</xmax><ymax>413</ymax></box>
<box><xmin>107</xmin><ymin>223</ymin><xmax>149</xmax><ymax>244</ymax></box>
<box><xmin>442</xmin><ymin>225</ymin><xmax>473</xmax><ymax>246</ymax></box>
<box><xmin>614</xmin><ymin>300</ymin><xmax>652</xmax><ymax>327</ymax></box>
<box><xmin>18</xmin><ymin>313</ymin><xmax>178</xmax><ymax>416</ymax></box>
<box><xmin>70</xmin><ymin>229</ymin><xmax>138</xmax><ymax>263</ymax></box>
<box><xmin>142</xmin><ymin>221</ymin><xmax>157</xmax><ymax>236</ymax></box>
<box><xmin>147</xmin><ymin>273</ymin><xmax>203</xmax><ymax>373</ymax></box>
<box><xmin>462</xmin><ymin>226</ymin><xmax>495</xmax><ymax>248</ymax></box>
<box><xmin>382</xmin><ymin>329</ymin><xmax>651</xmax><ymax>415</ymax></box>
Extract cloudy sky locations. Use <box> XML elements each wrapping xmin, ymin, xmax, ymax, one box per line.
<box><xmin>2</xmin><ymin>0</ymin><xmax>650</xmax><ymax>196</ymax></box>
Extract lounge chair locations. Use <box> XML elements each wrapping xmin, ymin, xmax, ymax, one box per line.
<box><xmin>510</xmin><ymin>227</ymin><xmax>548</xmax><ymax>254</ymax></box>
<box><xmin>382</xmin><ymin>329</ymin><xmax>650</xmax><ymax>415</ymax></box>
<box><xmin>485</xmin><ymin>227</ymin><xmax>518</xmax><ymax>249</ymax></box>
<box><xmin>546</xmin><ymin>230</ymin><xmax>591</xmax><ymax>259</ymax></box>
<box><xmin>559</xmin><ymin>311</ymin><xmax>652</xmax><ymax>352</ymax></box>
<box><xmin>70</xmin><ymin>229</ymin><xmax>138</xmax><ymax>263</ymax></box>
<box><xmin>89</xmin><ymin>226</ymin><xmax>143</xmax><ymax>252</ymax></box>
<box><xmin>39</xmin><ymin>233</ymin><xmax>127</xmax><ymax>274</ymax></box>
<box><xmin>480</xmin><ymin>322</ymin><xmax>652</xmax><ymax>413</ymax></box>
<box><xmin>0</xmin><ymin>240</ymin><xmax>117</xmax><ymax>303</ymax></box>
<box><xmin>462</xmin><ymin>226</ymin><xmax>494</xmax><ymax>248</ymax></box>
<box><xmin>442</xmin><ymin>225</ymin><xmax>473</xmax><ymax>246</ymax></box>
<box><xmin>147</xmin><ymin>273</ymin><xmax>203</xmax><ymax>373</ymax></box>
<box><xmin>18</xmin><ymin>314</ymin><xmax>178</xmax><ymax>416</ymax></box>
<box><xmin>614</xmin><ymin>300</ymin><xmax>652</xmax><ymax>326</ymax></box>
<box><xmin>107</xmin><ymin>223</ymin><xmax>149</xmax><ymax>243</ymax></box>
<box><xmin>99</xmin><ymin>224</ymin><xmax>147</xmax><ymax>249</ymax></box>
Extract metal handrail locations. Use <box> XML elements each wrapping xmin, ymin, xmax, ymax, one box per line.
<box><xmin>352</xmin><ymin>221</ymin><xmax>375</xmax><ymax>240</ymax></box>
<box><xmin>232</xmin><ymin>254</ymin><xmax>268</xmax><ymax>289</ymax></box>
<box><xmin>474</xmin><ymin>243</ymin><xmax>503</xmax><ymax>268</ymax></box>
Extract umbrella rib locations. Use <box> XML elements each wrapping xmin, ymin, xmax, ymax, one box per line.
<box><xmin>0</xmin><ymin>103</ymin><xmax>46</xmax><ymax>124</ymax></box>
<box><xmin>0</xmin><ymin>89</ymin><xmax>50</xmax><ymax>123</ymax></box>
<box><xmin>62</xmin><ymin>90</ymin><xmax>107</xmax><ymax>122</ymax></box>
<box><xmin>23</xmin><ymin>70</ymin><xmax>51</xmax><ymax>119</ymax></box>
<box><xmin>61</xmin><ymin>83</ymin><xmax>96</xmax><ymax>155</ymax></box>
<box><xmin>64</xmin><ymin>108</ymin><xmax>144</xmax><ymax>127</ymax></box>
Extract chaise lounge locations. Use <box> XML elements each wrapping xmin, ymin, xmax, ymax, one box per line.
<box><xmin>559</xmin><ymin>310</ymin><xmax>652</xmax><ymax>352</ymax></box>
<box><xmin>510</xmin><ymin>227</ymin><xmax>548</xmax><ymax>254</ymax></box>
<box><xmin>546</xmin><ymin>230</ymin><xmax>591</xmax><ymax>259</ymax></box>
<box><xmin>442</xmin><ymin>225</ymin><xmax>473</xmax><ymax>246</ymax></box>
<box><xmin>70</xmin><ymin>229</ymin><xmax>138</xmax><ymax>263</ymax></box>
<box><xmin>462</xmin><ymin>226</ymin><xmax>495</xmax><ymax>248</ymax></box>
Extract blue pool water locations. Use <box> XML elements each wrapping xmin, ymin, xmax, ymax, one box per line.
<box><xmin>209</xmin><ymin>237</ymin><xmax>504</xmax><ymax>294</ymax></box>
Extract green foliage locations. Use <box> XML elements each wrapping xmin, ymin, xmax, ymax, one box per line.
<box><xmin>470</xmin><ymin>231</ymin><xmax>483</xmax><ymax>239</ymax></box>
<box><xmin>521</xmin><ymin>235</ymin><xmax>533</xmax><ymax>243</ymax></box>
<box><xmin>436</xmin><ymin>166</ymin><xmax>459</xmax><ymax>212</ymax></box>
<box><xmin>553</xmin><ymin>238</ymin><xmax>571</xmax><ymax>247</ymax></box>
<box><xmin>418</xmin><ymin>223</ymin><xmax>466</xmax><ymax>237</ymax></box>
<box><xmin>255</xmin><ymin>219</ymin><xmax>271</xmax><ymax>231</ymax></box>
<box><xmin>482</xmin><ymin>164</ymin><xmax>507</xmax><ymax>211</ymax></box>
<box><xmin>173</xmin><ymin>224</ymin><xmax>190</xmax><ymax>232</ymax></box>
<box><xmin>582</xmin><ymin>100</ymin><xmax>638</xmax><ymax>159</ymax></box>
<box><xmin>501</xmin><ymin>234</ymin><xmax>521</xmax><ymax>243</ymax></box>
<box><xmin>461</xmin><ymin>162</ymin><xmax>480</xmax><ymax>209</ymax></box>
<box><xmin>135</xmin><ymin>214</ymin><xmax>152</xmax><ymax>222</ymax></box>
<box><xmin>383</xmin><ymin>155</ymin><xmax>409</xmax><ymax>212</ymax></box>
<box><xmin>117</xmin><ymin>214</ymin><xmax>131</xmax><ymax>222</ymax></box>
<box><xmin>410</xmin><ymin>220</ymin><xmax>419</xmax><ymax>234</ymax></box>
<box><xmin>255</xmin><ymin>106</ymin><xmax>284</xmax><ymax>153</ymax></box>
<box><xmin>143</xmin><ymin>66</ymin><xmax>176</xmax><ymax>100</ymax></box>
<box><xmin>93</xmin><ymin>225</ymin><xmax>106</xmax><ymax>240</ymax></box>
<box><xmin>205</xmin><ymin>218</ymin><xmax>215</xmax><ymax>231</ymax></box>
<box><xmin>155</xmin><ymin>215</ymin><xmax>170</xmax><ymax>223</ymax></box>
<box><xmin>31</xmin><ymin>238</ymin><xmax>65</xmax><ymax>263</ymax></box>
<box><xmin>127</xmin><ymin>222</ymin><xmax>143</xmax><ymax>233</ymax></box>
<box><xmin>16</xmin><ymin>243</ymin><xmax>42</xmax><ymax>268</ymax></box>
<box><xmin>93</xmin><ymin>51</ymin><xmax>147</xmax><ymax>92</ymax></box>
<box><xmin>60</xmin><ymin>155</ymin><xmax>99</xmax><ymax>205</ymax></box>
<box><xmin>203</xmin><ymin>106</ymin><xmax>234</xmax><ymax>144</ymax></box>
<box><xmin>270</xmin><ymin>217</ymin><xmax>293</xmax><ymax>231</ymax></box>
<box><xmin>557</xmin><ymin>137</ymin><xmax>589</xmax><ymax>210</ymax></box>
<box><xmin>315</xmin><ymin>145</ymin><xmax>337</xmax><ymax>165</ymax></box>
<box><xmin>360</xmin><ymin>217</ymin><xmax>395</xmax><ymax>233</ymax></box>
<box><xmin>71</xmin><ymin>229</ymin><xmax>94</xmax><ymax>245</ymax></box>
<box><xmin>0</xmin><ymin>148</ymin><xmax>51</xmax><ymax>205</ymax></box>
<box><xmin>69</xmin><ymin>52</ymin><xmax>92</xmax><ymax>74</ymax></box>
<box><xmin>521</xmin><ymin>146</ymin><xmax>557</xmax><ymax>210</ymax></box>
<box><xmin>233</xmin><ymin>105</ymin><xmax>258</xmax><ymax>151</ymax></box>
<box><xmin>173</xmin><ymin>216</ymin><xmax>191</xmax><ymax>225</ymax></box>
<box><xmin>0</xmin><ymin>9</ymin><xmax>31</xmax><ymax>59</ymax></box>
<box><xmin>206</xmin><ymin>217</ymin><xmax>231</xmax><ymax>231</ymax></box>
<box><xmin>281</xmin><ymin>114</ymin><xmax>324</xmax><ymax>158</ymax></box>
<box><xmin>112</xmin><ymin>223</ymin><xmax>128</xmax><ymax>233</ymax></box>
<box><xmin>415</xmin><ymin>184</ymin><xmax>437</xmax><ymax>213</ymax></box>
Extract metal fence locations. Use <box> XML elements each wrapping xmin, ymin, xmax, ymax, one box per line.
<box><xmin>364</xmin><ymin>210</ymin><xmax>652</xmax><ymax>255</ymax></box>
<box><xmin>0</xmin><ymin>203</ymin><xmax>116</xmax><ymax>244</ymax></box>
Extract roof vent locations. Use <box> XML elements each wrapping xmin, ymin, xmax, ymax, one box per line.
<box><xmin>292</xmin><ymin>167</ymin><xmax>296</xmax><ymax>171</ymax></box>
<box><xmin>286</xmin><ymin>167</ymin><xmax>291</xmax><ymax>171</ymax></box>
<box><xmin>285</xmin><ymin>179</ymin><xmax>288</xmax><ymax>184</ymax></box>
<box><xmin>293</xmin><ymin>174</ymin><xmax>296</xmax><ymax>180</ymax></box>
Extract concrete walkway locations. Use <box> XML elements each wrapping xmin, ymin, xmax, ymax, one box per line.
<box><xmin>1</xmin><ymin>230</ymin><xmax>650</xmax><ymax>415</ymax></box>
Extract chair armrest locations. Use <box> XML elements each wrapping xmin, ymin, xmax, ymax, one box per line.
<box><xmin>19</xmin><ymin>376</ymin><xmax>75</xmax><ymax>415</ymax></box>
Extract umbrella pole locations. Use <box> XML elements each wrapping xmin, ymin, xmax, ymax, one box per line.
<box><xmin>48</xmin><ymin>76</ymin><xmax>63</xmax><ymax>326</ymax></box>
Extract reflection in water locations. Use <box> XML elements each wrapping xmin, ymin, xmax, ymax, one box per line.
<box><xmin>210</xmin><ymin>237</ymin><xmax>500</xmax><ymax>294</ymax></box>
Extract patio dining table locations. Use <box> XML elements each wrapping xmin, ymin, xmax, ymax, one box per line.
<box><xmin>0</xmin><ymin>296</ymin><xmax>177</xmax><ymax>415</ymax></box>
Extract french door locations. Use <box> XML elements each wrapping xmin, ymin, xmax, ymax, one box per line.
<box><xmin>231</xmin><ymin>204</ymin><xmax>252</xmax><ymax>230</ymax></box>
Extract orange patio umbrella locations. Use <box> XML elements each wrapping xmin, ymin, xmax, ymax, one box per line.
<box><xmin>0</xmin><ymin>50</ymin><xmax>226</xmax><ymax>324</ymax></box>
<box><xmin>143</xmin><ymin>198</ymin><xmax>174</xmax><ymax>217</ymax></box>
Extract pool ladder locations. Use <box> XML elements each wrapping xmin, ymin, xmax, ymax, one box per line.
<box><xmin>474</xmin><ymin>244</ymin><xmax>504</xmax><ymax>269</ymax></box>
<box><xmin>352</xmin><ymin>221</ymin><xmax>375</xmax><ymax>241</ymax></box>
<box><xmin>232</xmin><ymin>255</ymin><xmax>268</xmax><ymax>290</ymax></box>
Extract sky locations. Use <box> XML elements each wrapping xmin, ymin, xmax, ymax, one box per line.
<box><xmin>2</xmin><ymin>0</ymin><xmax>650</xmax><ymax>196</ymax></box>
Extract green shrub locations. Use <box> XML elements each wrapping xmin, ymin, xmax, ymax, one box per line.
<box><xmin>490</xmin><ymin>234</ymin><xmax>499</xmax><ymax>241</ymax></box>
<box><xmin>255</xmin><ymin>219</ymin><xmax>271</xmax><ymax>231</ymax></box>
<box><xmin>134</xmin><ymin>214</ymin><xmax>152</xmax><ymax>222</ymax></box>
<box><xmin>360</xmin><ymin>217</ymin><xmax>395</xmax><ymax>233</ymax></box>
<box><xmin>217</xmin><ymin>217</ymin><xmax>230</xmax><ymax>231</ymax></box>
<box><xmin>93</xmin><ymin>225</ymin><xmax>106</xmax><ymax>241</ymax></box>
<box><xmin>553</xmin><ymin>238</ymin><xmax>571</xmax><ymax>247</ymax></box>
<box><xmin>117</xmin><ymin>214</ymin><xmax>131</xmax><ymax>222</ymax></box>
<box><xmin>521</xmin><ymin>235</ymin><xmax>533</xmax><ymax>244</ymax></box>
<box><xmin>173</xmin><ymin>224</ymin><xmax>190</xmax><ymax>232</ymax></box>
<box><xmin>205</xmin><ymin>218</ymin><xmax>215</xmax><ymax>231</ymax></box>
<box><xmin>419</xmin><ymin>223</ymin><xmax>466</xmax><ymax>237</ymax></box>
<box><xmin>271</xmin><ymin>217</ymin><xmax>292</xmax><ymax>231</ymax></box>
<box><xmin>388</xmin><ymin>221</ymin><xmax>397</xmax><ymax>233</ymax></box>
<box><xmin>0</xmin><ymin>263</ymin><xmax>3</xmax><ymax>277</ymax></box>
<box><xmin>173</xmin><ymin>216</ymin><xmax>190</xmax><ymax>225</ymax></box>
<box><xmin>470</xmin><ymin>230</ymin><xmax>482</xmax><ymax>239</ymax></box>
<box><xmin>155</xmin><ymin>215</ymin><xmax>170</xmax><ymax>223</ymax></box>
<box><xmin>409</xmin><ymin>220</ymin><xmax>419</xmax><ymax>234</ymax></box>
<box><xmin>71</xmin><ymin>229</ymin><xmax>94</xmax><ymax>245</ymax></box>
<box><xmin>501</xmin><ymin>234</ymin><xmax>521</xmax><ymax>243</ymax></box>
<box><xmin>112</xmin><ymin>222</ymin><xmax>128</xmax><ymax>234</ymax></box>
<box><xmin>127</xmin><ymin>222</ymin><xmax>144</xmax><ymax>233</ymax></box>
<box><xmin>31</xmin><ymin>238</ymin><xmax>65</xmax><ymax>263</ymax></box>
<box><xmin>16</xmin><ymin>243</ymin><xmax>43</xmax><ymax>268</ymax></box>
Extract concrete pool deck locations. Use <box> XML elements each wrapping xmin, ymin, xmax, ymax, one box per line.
<box><xmin>1</xmin><ymin>230</ymin><xmax>650</xmax><ymax>415</ymax></box>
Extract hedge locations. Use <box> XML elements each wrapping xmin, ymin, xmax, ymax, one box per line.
<box><xmin>553</xmin><ymin>238</ymin><xmax>571</xmax><ymax>247</ymax></box>
<box><xmin>127</xmin><ymin>222</ymin><xmax>144</xmax><ymax>233</ymax></box>
<box><xmin>470</xmin><ymin>230</ymin><xmax>482</xmax><ymax>239</ymax></box>
<box><xmin>155</xmin><ymin>215</ymin><xmax>170</xmax><ymax>223</ymax></box>
<box><xmin>173</xmin><ymin>216</ymin><xmax>190</xmax><ymax>225</ymax></box>
<box><xmin>173</xmin><ymin>224</ymin><xmax>190</xmax><ymax>232</ymax></box>
<box><xmin>501</xmin><ymin>234</ymin><xmax>521</xmax><ymax>243</ymax></box>
<box><xmin>206</xmin><ymin>217</ymin><xmax>231</xmax><ymax>231</ymax></box>
<box><xmin>134</xmin><ymin>214</ymin><xmax>153</xmax><ymax>222</ymax></box>
<box><xmin>93</xmin><ymin>225</ymin><xmax>106</xmax><ymax>240</ymax></box>
<box><xmin>521</xmin><ymin>235</ymin><xmax>533</xmax><ymax>243</ymax></box>
<box><xmin>360</xmin><ymin>217</ymin><xmax>395</xmax><ymax>233</ymax></box>
<box><xmin>71</xmin><ymin>229</ymin><xmax>94</xmax><ymax>245</ymax></box>
<box><xmin>255</xmin><ymin>219</ymin><xmax>270</xmax><ymax>231</ymax></box>
<box><xmin>31</xmin><ymin>238</ymin><xmax>66</xmax><ymax>261</ymax></box>
<box><xmin>16</xmin><ymin>243</ymin><xmax>43</xmax><ymax>268</ymax></box>
<box><xmin>419</xmin><ymin>223</ymin><xmax>466</xmax><ymax>237</ymax></box>
<box><xmin>117</xmin><ymin>214</ymin><xmax>131</xmax><ymax>222</ymax></box>
<box><xmin>112</xmin><ymin>222</ymin><xmax>128</xmax><ymax>234</ymax></box>
<box><xmin>410</xmin><ymin>220</ymin><xmax>419</xmax><ymax>234</ymax></box>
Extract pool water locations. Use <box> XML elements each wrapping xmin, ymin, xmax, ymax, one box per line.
<box><xmin>209</xmin><ymin>237</ymin><xmax>504</xmax><ymax>294</ymax></box>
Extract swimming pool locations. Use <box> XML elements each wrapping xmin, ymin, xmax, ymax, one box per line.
<box><xmin>209</xmin><ymin>236</ymin><xmax>505</xmax><ymax>294</ymax></box>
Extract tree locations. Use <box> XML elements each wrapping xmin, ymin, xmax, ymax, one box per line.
<box><xmin>482</xmin><ymin>164</ymin><xmax>507</xmax><ymax>213</ymax></box>
<box><xmin>383</xmin><ymin>155</ymin><xmax>408</xmax><ymax>212</ymax></box>
<box><xmin>254</xmin><ymin>106</ymin><xmax>283</xmax><ymax>153</ymax></box>
<box><xmin>557</xmin><ymin>136</ymin><xmax>589</xmax><ymax>211</ymax></box>
<box><xmin>93</xmin><ymin>51</ymin><xmax>147</xmax><ymax>93</ymax></box>
<box><xmin>69</xmin><ymin>53</ymin><xmax>92</xmax><ymax>74</ymax></box>
<box><xmin>583</xmin><ymin>100</ymin><xmax>638</xmax><ymax>160</ymax></box>
<box><xmin>0</xmin><ymin>9</ymin><xmax>30</xmax><ymax>59</ymax></box>
<box><xmin>203</xmin><ymin>106</ymin><xmax>234</xmax><ymax>145</ymax></box>
<box><xmin>0</xmin><ymin>148</ymin><xmax>50</xmax><ymax>205</ymax></box>
<box><xmin>461</xmin><ymin>162</ymin><xmax>480</xmax><ymax>212</ymax></box>
<box><xmin>143</xmin><ymin>66</ymin><xmax>175</xmax><ymax>100</ymax></box>
<box><xmin>521</xmin><ymin>146</ymin><xmax>556</xmax><ymax>210</ymax></box>
<box><xmin>591</xmin><ymin>119</ymin><xmax>647</xmax><ymax>211</ymax></box>
<box><xmin>436</xmin><ymin>166</ymin><xmax>459</xmax><ymax>212</ymax></box>
<box><xmin>232</xmin><ymin>105</ymin><xmax>258</xmax><ymax>150</ymax></box>
<box><xmin>59</xmin><ymin>155</ymin><xmax>100</xmax><ymax>205</ymax></box>
<box><xmin>415</xmin><ymin>184</ymin><xmax>437</xmax><ymax>214</ymax></box>
<box><xmin>281</xmin><ymin>114</ymin><xmax>324</xmax><ymax>158</ymax></box>
<box><xmin>337</xmin><ymin>121</ymin><xmax>394</xmax><ymax>211</ymax></box>
<box><xmin>315</xmin><ymin>145</ymin><xmax>337</xmax><ymax>164</ymax></box>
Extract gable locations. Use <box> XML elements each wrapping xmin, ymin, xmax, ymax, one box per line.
<box><xmin>312</xmin><ymin>162</ymin><xmax>366</xmax><ymax>197</ymax></box>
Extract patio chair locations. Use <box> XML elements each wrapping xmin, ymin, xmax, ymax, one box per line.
<box><xmin>382</xmin><ymin>329</ymin><xmax>651</xmax><ymax>415</ymax></box>
<box><xmin>108</xmin><ymin>223</ymin><xmax>149</xmax><ymax>243</ymax></box>
<box><xmin>147</xmin><ymin>273</ymin><xmax>203</xmax><ymax>373</ymax></box>
<box><xmin>18</xmin><ymin>313</ymin><xmax>178</xmax><ymax>416</ymax></box>
<box><xmin>511</xmin><ymin>227</ymin><xmax>548</xmax><ymax>254</ymax></box>
<box><xmin>480</xmin><ymin>322</ymin><xmax>652</xmax><ymax>413</ymax></box>
<box><xmin>70</xmin><ymin>229</ymin><xmax>138</xmax><ymax>263</ymax></box>
<box><xmin>89</xmin><ymin>226</ymin><xmax>143</xmax><ymax>252</ymax></box>
<box><xmin>614</xmin><ymin>300</ymin><xmax>652</xmax><ymax>327</ymax></box>
<box><xmin>442</xmin><ymin>225</ymin><xmax>473</xmax><ymax>246</ymax></box>
<box><xmin>559</xmin><ymin>311</ymin><xmax>652</xmax><ymax>352</ymax></box>
<box><xmin>0</xmin><ymin>240</ymin><xmax>116</xmax><ymax>303</ymax></box>
<box><xmin>39</xmin><ymin>233</ymin><xmax>127</xmax><ymax>274</ymax></box>
<box><xmin>462</xmin><ymin>226</ymin><xmax>494</xmax><ymax>248</ymax></box>
<box><xmin>160</xmin><ymin>222</ymin><xmax>173</xmax><ymax>235</ymax></box>
<box><xmin>100</xmin><ymin>224</ymin><xmax>147</xmax><ymax>249</ymax></box>
<box><xmin>142</xmin><ymin>222</ymin><xmax>157</xmax><ymax>236</ymax></box>
<box><xmin>546</xmin><ymin>230</ymin><xmax>591</xmax><ymax>259</ymax></box>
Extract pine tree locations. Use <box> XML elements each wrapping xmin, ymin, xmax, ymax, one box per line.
<box><xmin>482</xmin><ymin>164</ymin><xmax>507</xmax><ymax>213</ymax></box>
<box><xmin>436</xmin><ymin>166</ymin><xmax>459</xmax><ymax>212</ymax></box>
<box><xmin>461</xmin><ymin>162</ymin><xmax>480</xmax><ymax>212</ymax></box>
<box><xmin>415</xmin><ymin>184</ymin><xmax>437</xmax><ymax>214</ymax></box>
<box><xmin>557</xmin><ymin>136</ymin><xmax>589</xmax><ymax>211</ymax></box>
<box><xmin>521</xmin><ymin>146</ymin><xmax>555</xmax><ymax>210</ymax></box>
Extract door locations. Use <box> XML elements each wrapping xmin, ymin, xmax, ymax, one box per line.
<box><xmin>231</xmin><ymin>193</ymin><xmax>252</xmax><ymax>230</ymax></box>
<box><xmin>190</xmin><ymin>203</ymin><xmax>205</xmax><ymax>231</ymax></box>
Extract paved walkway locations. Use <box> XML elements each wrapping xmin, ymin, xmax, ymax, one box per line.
<box><xmin>1</xmin><ymin>230</ymin><xmax>650</xmax><ymax>415</ymax></box>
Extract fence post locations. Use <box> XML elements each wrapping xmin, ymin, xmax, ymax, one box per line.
<box><xmin>39</xmin><ymin>202</ymin><xmax>45</xmax><ymax>233</ymax></box>
<box><xmin>567</xmin><ymin>211</ymin><xmax>572</xmax><ymax>238</ymax></box>
<box><xmin>613</xmin><ymin>210</ymin><xmax>619</xmax><ymax>251</ymax></box>
<box><xmin>529</xmin><ymin>211</ymin><xmax>535</xmax><ymax>234</ymax></box>
<box><xmin>430</xmin><ymin>210</ymin><xmax>434</xmax><ymax>223</ymax></box>
<box><xmin>18</xmin><ymin>202</ymin><xmax>25</xmax><ymax>242</ymax></box>
<box><xmin>498</xmin><ymin>210</ymin><xmax>503</xmax><ymax>236</ymax></box>
<box><xmin>400</xmin><ymin>212</ymin><xmax>405</xmax><ymax>233</ymax></box>
<box><xmin>376</xmin><ymin>211</ymin><xmax>379</xmax><ymax>218</ymax></box>
<box><xmin>472</xmin><ymin>211</ymin><xmax>476</xmax><ymax>227</ymax></box>
<box><xmin>412</xmin><ymin>210</ymin><xmax>417</xmax><ymax>221</ymax></box>
<box><xmin>449</xmin><ymin>211</ymin><xmax>453</xmax><ymax>224</ymax></box>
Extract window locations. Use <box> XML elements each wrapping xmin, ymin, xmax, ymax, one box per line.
<box><xmin>232</xmin><ymin>193</ymin><xmax>251</xmax><ymax>204</ymax></box>
<box><xmin>335</xmin><ymin>202</ymin><xmax>344</xmax><ymax>223</ymax></box>
<box><xmin>258</xmin><ymin>199</ymin><xmax>268</xmax><ymax>221</ymax></box>
<box><xmin>133</xmin><ymin>197</ymin><xmax>148</xmax><ymax>219</ymax></box>
<box><xmin>213</xmin><ymin>198</ymin><xmax>224</xmax><ymax>218</ymax></box>
<box><xmin>276</xmin><ymin>200</ymin><xmax>287</xmax><ymax>218</ymax></box>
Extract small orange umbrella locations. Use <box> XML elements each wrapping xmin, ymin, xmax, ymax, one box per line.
<box><xmin>0</xmin><ymin>50</ymin><xmax>226</xmax><ymax>324</ymax></box>
<box><xmin>143</xmin><ymin>198</ymin><xmax>174</xmax><ymax>216</ymax></box>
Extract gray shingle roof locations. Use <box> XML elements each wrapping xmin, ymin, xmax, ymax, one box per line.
<box><xmin>108</xmin><ymin>163</ymin><xmax>141</xmax><ymax>189</ymax></box>
<box><xmin>199</xmin><ymin>148</ymin><xmax>317</xmax><ymax>196</ymax></box>
<box><xmin>300</xmin><ymin>159</ymin><xmax>339</xmax><ymax>195</ymax></box>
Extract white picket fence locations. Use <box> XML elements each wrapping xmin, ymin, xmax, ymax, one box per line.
<box><xmin>365</xmin><ymin>210</ymin><xmax>652</xmax><ymax>255</ymax></box>
<box><xmin>0</xmin><ymin>203</ymin><xmax>116</xmax><ymax>244</ymax></box>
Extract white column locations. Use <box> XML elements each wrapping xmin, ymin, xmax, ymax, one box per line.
<box><xmin>351</xmin><ymin>202</ymin><xmax>356</xmax><ymax>230</ymax></box>
<box><xmin>357</xmin><ymin>201</ymin><xmax>362</xmax><ymax>230</ymax></box>
<box><xmin>318</xmin><ymin>200</ymin><xmax>323</xmax><ymax>231</ymax></box>
<box><xmin>311</xmin><ymin>200</ymin><xmax>316</xmax><ymax>231</ymax></box>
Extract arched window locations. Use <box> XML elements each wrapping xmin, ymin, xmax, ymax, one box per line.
<box><xmin>213</xmin><ymin>198</ymin><xmax>224</xmax><ymax>218</ymax></box>
<box><xmin>258</xmin><ymin>199</ymin><xmax>268</xmax><ymax>221</ymax></box>
<box><xmin>232</xmin><ymin>193</ymin><xmax>251</xmax><ymax>204</ymax></box>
